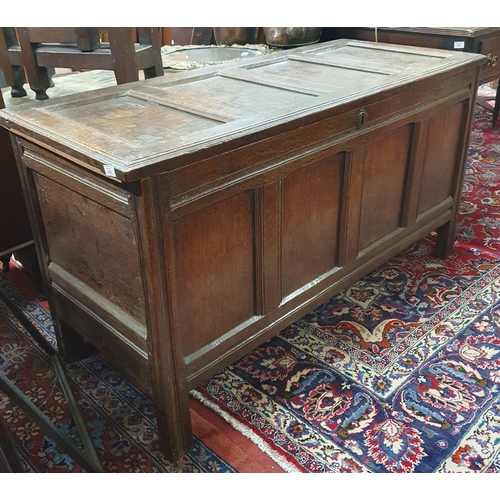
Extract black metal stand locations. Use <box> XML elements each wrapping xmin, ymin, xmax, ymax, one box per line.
<box><xmin>0</xmin><ymin>281</ymin><xmax>103</xmax><ymax>472</ymax></box>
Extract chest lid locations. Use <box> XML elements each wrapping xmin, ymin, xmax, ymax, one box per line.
<box><xmin>0</xmin><ymin>39</ymin><xmax>486</xmax><ymax>182</ymax></box>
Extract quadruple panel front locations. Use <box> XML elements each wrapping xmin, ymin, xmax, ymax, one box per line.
<box><xmin>166</xmin><ymin>97</ymin><xmax>468</xmax><ymax>384</ymax></box>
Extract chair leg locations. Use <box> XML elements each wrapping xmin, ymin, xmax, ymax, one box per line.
<box><xmin>16</xmin><ymin>28</ymin><xmax>51</xmax><ymax>100</ymax></box>
<box><xmin>10</xmin><ymin>66</ymin><xmax>27</xmax><ymax>98</ymax></box>
<box><xmin>107</xmin><ymin>28</ymin><xmax>140</xmax><ymax>84</ymax></box>
<box><xmin>137</xmin><ymin>28</ymin><xmax>164</xmax><ymax>80</ymax></box>
<box><xmin>0</xmin><ymin>28</ymin><xmax>27</xmax><ymax>98</ymax></box>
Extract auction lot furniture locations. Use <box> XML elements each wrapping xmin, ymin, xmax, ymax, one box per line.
<box><xmin>326</xmin><ymin>27</ymin><xmax>500</xmax><ymax>126</ymax></box>
<box><xmin>0</xmin><ymin>40</ymin><xmax>486</xmax><ymax>461</ymax></box>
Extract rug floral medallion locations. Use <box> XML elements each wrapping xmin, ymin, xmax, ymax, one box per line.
<box><xmin>195</xmin><ymin>105</ymin><xmax>500</xmax><ymax>473</ymax></box>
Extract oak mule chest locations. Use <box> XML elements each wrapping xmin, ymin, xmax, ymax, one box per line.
<box><xmin>0</xmin><ymin>40</ymin><xmax>486</xmax><ymax>461</ymax></box>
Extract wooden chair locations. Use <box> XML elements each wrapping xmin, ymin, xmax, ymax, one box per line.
<box><xmin>0</xmin><ymin>27</ymin><xmax>164</xmax><ymax>100</ymax></box>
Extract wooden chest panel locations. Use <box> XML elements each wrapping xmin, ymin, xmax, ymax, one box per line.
<box><xmin>243</xmin><ymin>57</ymin><xmax>389</xmax><ymax>94</ymax></box>
<box><xmin>35</xmin><ymin>173</ymin><xmax>145</xmax><ymax>322</ymax></box>
<box><xmin>152</xmin><ymin>74</ymin><xmax>318</xmax><ymax>115</ymax></box>
<box><xmin>173</xmin><ymin>191</ymin><xmax>256</xmax><ymax>356</ymax></box>
<box><xmin>19</xmin><ymin>141</ymin><xmax>148</xmax><ymax>367</ymax></box>
<box><xmin>417</xmin><ymin>102</ymin><xmax>465</xmax><ymax>217</ymax></box>
<box><xmin>328</xmin><ymin>28</ymin><xmax>500</xmax><ymax>85</ymax></box>
<box><xmin>53</xmin><ymin>94</ymin><xmax>223</xmax><ymax>142</ymax></box>
<box><xmin>315</xmin><ymin>42</ymin><xmax>449</xmax><ymax>71</ymax></box>
<box><xmin>281</xmin><ymin>153</ymin><xmax>344</xmax><ymax>300</ymax></box>
<box><xmin>358</xmin><ymin>124</ymin><xmax>413</xmax><ymax>253</ymax></box>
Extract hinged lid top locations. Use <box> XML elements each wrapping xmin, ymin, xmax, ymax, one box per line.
<box><xmin>0</xmin><ymin>39</ymin><xmax>486</xmax><ymax>182</ymax></box>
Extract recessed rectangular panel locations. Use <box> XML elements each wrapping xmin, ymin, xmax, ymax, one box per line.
<box><xmin>248</xmin><ymin>59</ymin><xmax>388</xmax><ymax>92</ymax></box>
<box><xmin>359</xmin><ymin>124</ymin><xmax>413</xmax><ymax>252</ymax></box>
<box><xmin>158</xmin><ymin>75</ymin><xmax>317</xmax><ymax>114</ymax></box>
<box><xmin>314</xmin><ymin>44</ymin><xmax>446</xmax><ymax>73</ymax></box>
<box><xmin>34</xmin><ymin>173</ymin><xmax>146</xmax><ymax>325</ymax></box>
<box><xmin>281</xmin><ymin>154</ymin><xmax>344</xmax><ymax>298</ymax></box>
<box><xmin>174</xmin><ymin>192</ymin><xmax>255</xmax><ymax>356</ymax></box>
<box><xmin>417</xmin><ymin>102</ymin><xmax>464</xmax><ymax>216</ymax></box>
<box><xmin>53</xmin><ymin>95</ymin><xmax>221</xmax><ymax>145</ymax></box>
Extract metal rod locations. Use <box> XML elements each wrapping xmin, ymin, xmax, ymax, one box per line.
<box><xmin>51</xmin><ymin>353</ymin><xmax>104</xmax><ymax>471</ymax></box>
<box><xmin>0</xmin><ymin>373</ymin><xmax>102</xmax><ymax>472</ymax></box>
<box><xmin>0</xmin><ymin>281</ymin><xmax>103</xmax><ymax>471</ymax></box>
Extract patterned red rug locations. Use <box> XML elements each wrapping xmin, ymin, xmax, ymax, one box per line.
<box><xmin>0</xmin><ymin>263</ymin><xmax>286</xmax><ymax>472</ymax></box>
<box><xmin>194</xmin><ymin>101</ymin><xmax>500</xmax><ymax>472</ymax></box>
<box><xmin>1</xmin><ymin>97</ymin><xmax>500</xmax><ymax>473</ymax></box>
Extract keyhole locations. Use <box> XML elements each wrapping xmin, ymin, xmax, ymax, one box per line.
<box><xmin>355</xmin><ymin>108</ymin><xmax>368</xmax><ymax>129</ymax></box>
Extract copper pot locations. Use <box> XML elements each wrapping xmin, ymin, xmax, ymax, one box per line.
<box><xmin>213</xmin><ymin>28</ymin><xmax>259</xmax><ymax>46</ymax></box>
<box><xmin>263</xmin><ymin>27</ymin><xmax>322</xmax><ymax>47</ymax></box>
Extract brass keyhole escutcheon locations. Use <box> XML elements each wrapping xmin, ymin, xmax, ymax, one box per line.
<box><xmin>487</xmin><ymin>53</ymin><xmax>499</xmax><ymax>66</ymax></box>
<box><xmin>355</xmin><ymin>108</ymin><xmax>368</xmax><ymax>129</ymax></box>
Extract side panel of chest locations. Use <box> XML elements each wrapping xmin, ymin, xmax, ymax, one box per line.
<box><xmin>17</xmin><ymin>140</ymin><xmax>150</xmax><ymax>389</ymax></box>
